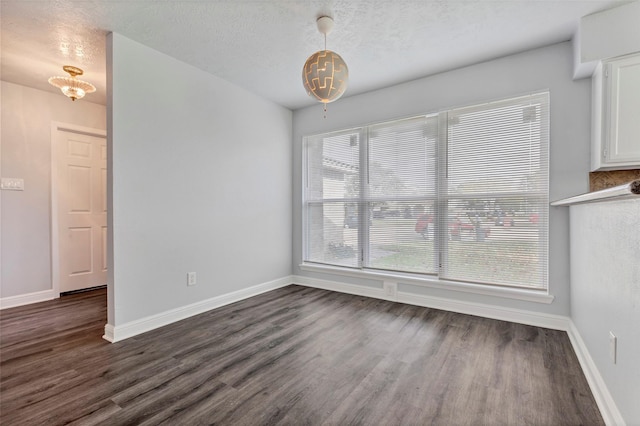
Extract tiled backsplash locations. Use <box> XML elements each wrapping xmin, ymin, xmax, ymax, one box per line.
<box><xmin>589</xmin><ymin>169</ymin><xmax>640</xmax><ymax>191</ymax></box>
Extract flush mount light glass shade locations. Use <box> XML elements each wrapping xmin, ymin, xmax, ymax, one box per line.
<box><xmin>48</xmin><ymin>76</ymin><xmax>95</xmax><ymax>100</ymax></box>
<box><xmin>48</xmin><ymin>66</ymin><xmax>96</xmax><ymax>101</ymax></box>
<box><xmin>302</xmin><ymin>49</ymin><xmax>349</xmax><ymax>104</ymax></box>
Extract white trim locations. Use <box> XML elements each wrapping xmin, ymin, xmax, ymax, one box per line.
<box><xmin>293</xmin><ymin>274</ymin><xmax>623</xmax><ymax>424</ymax></box>
<box><xmin>396</xmin><ymin>291</ymin><xmax>569</xmax><ymax>330</ymax></box>
<box><xmin>50</xmin><ymin>122</ymin><xmax>107</xmax><ymax>298</ymax></box>
<box><xmin>566</xmin><ymin>321</ymin><xmax>626</xmax><ymax>426</ymax></box>
<box><xmin>102</xmin><ymin>276</ymin><xmax>292</xmax><ymax>343</ymax></box>
<box><xmin>8</xmin><ymin>272</ymin><xmax>619</xmax><ymax>424</ymax></box>
<box><xmin>103</xmin><ymin>324</ymin><xmax>115</xmax><ymax>343</ymax></box>
<box><xmin>0</xmin><ymin>289</ymin><xmax>57</xmax><ymax>310</ymax></box>
<box><xmin>51</xmin><ymin>122</ymin><xmax>107</xmax><ymax>138</ymax></box>
<box><xmin>99</xmin><ymin>273</ymin><xmax>622</xmax><ymax>425</ymax></box>
<box><xmin>294</xmin><ymin>275</ymin><xmax>388</xmax><ymax>300</ymax></box>
<box><xmin>293</xmin><ymin>274</ymin><xmax>566</xmax><ymax>330</ymax></box>
<box><xmin>299</xmin><ymin>263</ymin><xmax>555</xmax><ymax>304</ymax></box>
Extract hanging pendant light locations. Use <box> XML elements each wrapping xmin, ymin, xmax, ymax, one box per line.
<box><xmin>302</xmin><ymin>16</ymin><xmax>349</xmax><ymax>117</ymax></box>
<box><xmin>48</xmin><ymin>65</ymin><xmax>96</xmax><ymax>101</ymax></box>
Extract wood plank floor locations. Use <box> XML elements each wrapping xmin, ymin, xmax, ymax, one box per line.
<box><xmin>1</xmin><ymin>285</ymin><xmax>603</xmax><ymax>425</ymax></box>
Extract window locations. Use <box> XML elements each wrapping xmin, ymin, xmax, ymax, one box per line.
<box><xmin>303</xmin><ymin>92</ymin><xmax>549</xmax><ymax>290</ymax></box>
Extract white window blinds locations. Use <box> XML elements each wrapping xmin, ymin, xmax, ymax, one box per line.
<box><xmin>305</xmin><ymin>129</ymin><xmax>362</xmax><ymax>268</ymax></box>
<box><xmin>366</xmin><ymin>116</ymin><xmax>438</xmax><ymax>274</ymax></box>
<box><xmin>303</xmin><ymin>92</ymin><xmax>549</xmax><ymax>290</ymax></box>
<box><xmin>440</xmin><ymin>93</ymin><xmax>549</xmax><ymax>288</ymax></box>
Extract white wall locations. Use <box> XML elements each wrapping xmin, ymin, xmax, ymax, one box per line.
<box><xmin>293</xmin><ymin>41</ymin><xmax>591</xmax><ymax>317</ymax></box>
<box><xmin>0</xmin><ymin>81</ymin><xmax>106</xmax><ymax>300</ymax></box>
<box><xmin>107</xmin><ymin>33</ymin><xmax>292</xmax><ymax>327</ymax></box>
<box><xmin>571</xmin><ymin>198</ymin><xmax>640</xmax><ymax>424</ymax></box>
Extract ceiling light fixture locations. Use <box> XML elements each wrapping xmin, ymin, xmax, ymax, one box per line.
<box><xmin>302</xmin><ymin>15</ymin><xmax>349</xmax><ymax>117</ymax></box>
<box><xmin>48</xmin><ymin>65</ymin><xmax>96</xmax><ymax>101</ymax></box>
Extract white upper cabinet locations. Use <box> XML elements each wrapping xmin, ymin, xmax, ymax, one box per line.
<box><xmin>591</xmin><ymin>53</ymin><xmax>640</xmax><ymax>171</ymax></box>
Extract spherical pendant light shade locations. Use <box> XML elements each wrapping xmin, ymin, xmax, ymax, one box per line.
<box><xmin>302</xmin><ymin>49</ymin><xmax>349</xmax><ymax>104</ymax></box>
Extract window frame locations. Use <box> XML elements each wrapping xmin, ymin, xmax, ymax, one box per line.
<box><xmin>301</xmin><ymin>92</ymin><xmax>551</xmax><ymax>302</ymax></box>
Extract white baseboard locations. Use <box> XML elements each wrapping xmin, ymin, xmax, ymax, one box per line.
<box><xmin>293</xmin><ymin>275</ymin><xmax>569</xmax><ymax>331</ymax></box>
<box><xmin>97</xmin><ymin>273</ymin><xmax>626</xmax><ymax>425</ymax></box>
<box><xmin>293</xmin><ymin>275</ymin><xmax>388</xmax><ymax>300</ymax></box>
<box><xmin>103</xmin><ymin>276</ymin><xmax>292</xmax><ymax>343</ymax></box>
<box><xmin>566</xmin><ymin>321</ymin><xmax>626</xmax><ymax>426</ymax></box>
<box><xmin>396</xmin><ymin>290</ymin><xmax>571</xmax><ymax>331</ymax></box>
<box><xmin>0</xmin><ymin>289</ymin><xmax>56</xmax><ymax>310</ymax></box>
<box><xmin>103</xmin><ymin>324</ymin><xmax>115</xmax><ymax>342</ymax></box>
<box><xmin>293</xmin><ymin>275</ymin><xmax>624</xmax><ymax>425</ymax></box>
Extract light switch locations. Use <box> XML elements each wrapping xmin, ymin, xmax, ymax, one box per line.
<box><xmin>1</xmin><ymin>178</ymin><xmax>24</xmax><ymax>191</ymax></box>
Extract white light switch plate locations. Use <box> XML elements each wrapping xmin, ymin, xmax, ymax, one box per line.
<box><xmin>1</xmin><ymin>178</ymin><xmax>24</xmax><ymax>191</ymax></box>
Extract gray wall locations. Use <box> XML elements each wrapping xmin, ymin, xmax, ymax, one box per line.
<box><xmin>108</xmin><ymin>33</ymin><xmax>292</xmax><ymax>326</ymax></box>
<box><xmin>292</xmin><ymin>41</ymin><xmax>591</xmax><ymax>316</ymax></box>
<box><xmin>571</xmin><ymin>199</ymin><xmax>640</xmax><ymax>424</ymax></box>
<box><xmin>0</xmin><ymin>81</ymin><xmax>106</xmax><ymax>299</ymax></box>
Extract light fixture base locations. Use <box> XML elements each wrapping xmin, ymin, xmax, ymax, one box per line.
<box><xmin>62</xmin><ymin>65</ymin><xmax>83</xmax><ymax>78</ymax></box>
<box><xmin>316</xmin><ymin>16</ymin><xmax>334</xmax><ymax>35</ymax></box>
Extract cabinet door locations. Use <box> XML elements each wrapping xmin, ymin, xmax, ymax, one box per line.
<box><xmin>606</xmin><ymin>55</ymin><xmax>640</xmax><ymax>164</ymax></box>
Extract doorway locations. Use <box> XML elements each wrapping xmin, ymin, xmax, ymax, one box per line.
<box><xmin>51</xmin><ymin>123</ymin><xmax>107</xmax><ymax>295</ymax></box>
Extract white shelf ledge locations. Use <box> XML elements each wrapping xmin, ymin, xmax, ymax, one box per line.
<box><xmin>551</xmin><ymin>179</ymin><xmax>640</xmax><ymax>206</ymax></box>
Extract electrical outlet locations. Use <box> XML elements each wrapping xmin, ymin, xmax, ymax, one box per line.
<box><xmin>187</xmin><ymin>272</ymin><xmax>197</xmax><ymax>286</ymax></box>
<box><xmin>383</xmin><ymin>281</ymin><xmax>397</xmax><ymax>298</ymax></box>
<box><xmin>609</xmin><ymin>331</ymin><xmax>617</xmax><ymax>364</ymax></box>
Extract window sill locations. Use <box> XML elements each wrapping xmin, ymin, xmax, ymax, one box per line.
<box><xmin>298</xmin><ymin>263</ymin><xmax>554</xmax><ymax>304</ymax></box>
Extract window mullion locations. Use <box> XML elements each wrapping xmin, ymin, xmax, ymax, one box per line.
<box><xmin>436</xmin><ymin>112</ymin><xmax>449</xmax><ymax>277</ymax></box>
<box><xmin>359</xmin><ymin>127</ymin><xmax>369</xmax><ymax>269</ymax></box>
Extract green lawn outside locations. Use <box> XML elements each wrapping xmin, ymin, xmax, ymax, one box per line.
<box><xmin>367</xmin><ymin>218</ymin><xmax>543</xmax><ymax>288</ymax></box>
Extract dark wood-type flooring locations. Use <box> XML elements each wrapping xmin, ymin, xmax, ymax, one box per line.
<box><xmin>1</xmin><ymin>285</ymin><xmax>603</xmax><ymax>425</ymax></box>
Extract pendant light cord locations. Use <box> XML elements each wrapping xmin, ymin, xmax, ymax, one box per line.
<box><xmin>323</xmin><ymin>31</ymin><xmax>328</xmax><ymax>118</ymax></box>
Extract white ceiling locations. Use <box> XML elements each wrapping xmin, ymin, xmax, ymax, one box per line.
<box><xmin>0</xmin><ymin>0</ymin><xmax>627</xmax><ymax>110</ymax></box>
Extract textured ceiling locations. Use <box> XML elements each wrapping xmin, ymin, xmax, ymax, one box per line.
<box><xmin>0</xmin><ymin>0</ymin><xmax>627</xmax><ymax>109</ymax></box>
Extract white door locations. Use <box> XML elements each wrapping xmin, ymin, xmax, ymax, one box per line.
<box><xmin>55</xmin><ymin>128</ymin><xmax>107</xmax><ymax>293</ymax></box>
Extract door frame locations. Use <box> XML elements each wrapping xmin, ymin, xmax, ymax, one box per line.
<box><xmin>51</xmin><ymin>122</ymin><xmax>107</xmax><ymax>297</ymax></box>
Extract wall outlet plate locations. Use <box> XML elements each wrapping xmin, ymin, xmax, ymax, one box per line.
<box><xmin>187</xmin><ymin>272</ymin><xmax>197</xmax><ymax>286</ymax></box>
<box><xmin>383</xmin><ymin>281</ymin><xmax>397</xmax><ymax>298</ymax></box>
